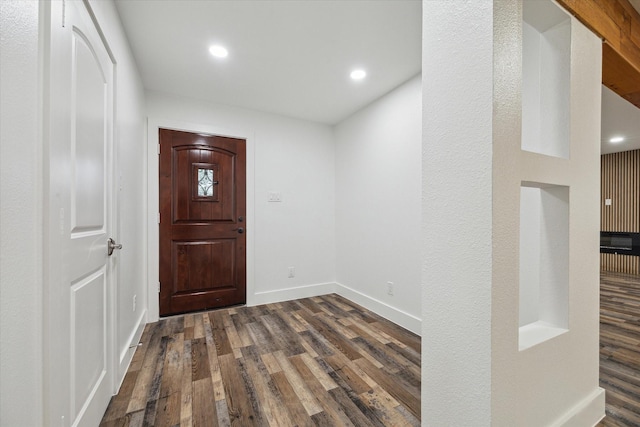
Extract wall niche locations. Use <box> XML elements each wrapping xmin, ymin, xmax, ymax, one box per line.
<box><xmin>522</xmin><ymin>0</ymin><xmax>571</xmax><ymax>159</ymax></box>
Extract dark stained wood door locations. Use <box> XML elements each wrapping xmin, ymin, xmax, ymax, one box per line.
<box><xmin>159</xmin><ymin>128</ymin><xmax>246</xmax><ymax>316</ymax></box>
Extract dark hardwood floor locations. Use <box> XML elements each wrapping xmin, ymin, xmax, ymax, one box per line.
<box><xmin>598</xmin><ymin>271</ymin><xmax>640</xmax><ymax>427</ymax></box>
<box><xmin>100</xmin><ymin>294</ymin><xmax>421</xmax><ymax>426</ymax></box>
<box><xmin>102</xmin><ymin>272</ymin><xmax>640</xmax><ymax>426</ymax></box>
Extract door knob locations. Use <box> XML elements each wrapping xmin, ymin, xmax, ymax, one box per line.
<box><xmin>231</xmin><ymin>227</ymin><xmax>244</xmax><ymax>234</ymax></box>
<box><xmin>108</xmin><ymin>238</ymin><xmax>123</xmax><ymax>256</ymax></box>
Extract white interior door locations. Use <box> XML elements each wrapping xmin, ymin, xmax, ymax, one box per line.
<box><xmin>46</xmin><ymin>1</ymin><xmax>117</xmax><ymax>426</ymax></box>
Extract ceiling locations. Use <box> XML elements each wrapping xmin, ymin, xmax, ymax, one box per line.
<box><xmin>602</xmin><ymin>85</ymin><xmax>640</xmax><ymax>154</ymax></box>
<box><xmin>114</xmin><ymin>0</ymin><xmax>421</xmax><ymax>125</ymax></box>
<box><xmin>115</xmin><ymin>0</ymin><xmax>640</xmax><ymax>153</ymax></box>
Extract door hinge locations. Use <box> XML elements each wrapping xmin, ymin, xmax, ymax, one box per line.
<box><xmin>158</xmin><ymin>282</ymin><xmax>161</xmax><ymax>293</ymax></box>
<box><xmin>157</xmin><ymin>143</ymin><xmax>161</xmax><ymax>155</ymax></box>
<box><xmin>62</xmin><ymin>0</ymin><xmax>66</xmax><ymax>27</ymax></box>
<box><xmin>157</xmin><ymin>213</ymin><xmax>160</xmax><ymax>224</ymax></box>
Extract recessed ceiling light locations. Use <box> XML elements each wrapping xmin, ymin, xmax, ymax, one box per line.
<box><xmin>350</xmin><ymin>69</ymin><xmax>366</xmax><ymax>80</ymax></box>
<box><xmin>609</xmin><ymin>136</ymin><xmax>625</xmax><ymax>143</ymax></box>
<box><xmin>209</xmin><ymin>45</ymin><xmax>228</xmax><ymax>58</ymax></box>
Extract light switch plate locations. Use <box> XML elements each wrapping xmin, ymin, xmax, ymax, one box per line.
<box><xmin>268</xmin><ymin>191</ymin><xmax>282</xmax><ymax>202</ymax></box>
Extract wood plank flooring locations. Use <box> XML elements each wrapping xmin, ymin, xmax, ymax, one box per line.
<box><xmin>598</xmin><ymin>272</ymin><xmax>640</xmax><ymax>427</ymax></box>
<box><xmin>103</xmin><ymin>273</ymin><xmax>640</xmax><ymax>426</ymax></box>
<box><xmin>100</xmin><ymin>294</ymin><xmax>421</xmax><ymax>427</ymax></box>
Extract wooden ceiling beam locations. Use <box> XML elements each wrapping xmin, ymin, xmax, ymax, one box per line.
<box><xmin>556</xmin><ymin>0</ymin><xmax>640</xmax><ymax>109</ymax></box>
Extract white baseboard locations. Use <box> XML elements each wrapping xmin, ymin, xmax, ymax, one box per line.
<box><xmin>335</xmin><ymin>282</ymin><xmax>421</xmax><ymax>335</ymax></box>
<box><xmin>116</xmin><ymin>310</ymin><xmax>146</xmax><ymax>390</ymax></box>
<box><xmin>550</xmin><ymin>387</ymin><xmax>605</xmax><ymax>427</ymax></box>
<box><xmin>249</xmin><ymin>281</ymin><xmax>422</xmax><ymax>335</ymax></box>
<box><xmin>249</xmin><ymin>282</ymin><xmax>336</xmax><ymax>306</ymax></box>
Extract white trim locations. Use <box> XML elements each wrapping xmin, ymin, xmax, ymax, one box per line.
<box><xmin>116</xmin><ymin>309</ymin><xmax>146</xmax><ymax>387</ymax></box>
<box><xmin>251</xmin><ymin>282</ymin><xmax>337</xmax><ymax>306</ymax></box>
<box><xmin>549</xmin><ymin>387</ymin><xmax>605</xmax><ymax>427</ymax></box>
<box><xmin>336</xmin><ymin>282</ymin><xmax>421</xmax><ymax>335</ymax></box>
<box><xmin>245</xmin><ymin>280</ymin><xmax>423</xmax><ymax>336</ymax></box>
<box><xmin>251</xmin><ymin>282</ymin><xmax>421</xmax><ymax>335</ymax></box>
<box><xmin>146</xmin><ymin>117</ymin><xmax>255</xmax><ymax>322</ymax></box>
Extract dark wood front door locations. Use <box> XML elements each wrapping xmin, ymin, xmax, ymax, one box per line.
<box><xmin>159</xmin><ymin>128</ymin><xmax>246</xmax><ymax>316</ymax></box>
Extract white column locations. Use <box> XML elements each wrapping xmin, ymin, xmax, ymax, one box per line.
<box><xmin>422</xmin><ymin>1</ymin><xmax>494</xmax><ymax>425</ymax></box>
<box><xmin>422</xmin><ymin>1</ymin><xmax>604</xmax><ymax>425</ymax></box>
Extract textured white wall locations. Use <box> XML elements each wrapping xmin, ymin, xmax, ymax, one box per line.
<box><xmin>0</xmin><ymin>1</ymin><xmax>43</xmax><ymax>425</ymax></box>
<box><xmin>146</xmin><ymin>91</ymin><xmax>336</xmax><ymax>318</ymax></box>
<box><xmin>334</xmin><ymin>75</ymin><xmax>422</xmax><ymax>333</ymax></box>
<box><xmin>88</xmin><ymin>0</ymin><xmax>147</xmax><ymax>381</ymax></box>
<box><xmin>422</xmin><ymin>1</ymin><xmax>494</xmax><ymax>424</ymax></box>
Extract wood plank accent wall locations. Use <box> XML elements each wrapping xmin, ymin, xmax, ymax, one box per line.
<box><xmin>557</xmin><ymin>0</ymin><xmax>640</xmax><ymax>109</ymax></box>
<box><xmin>601</xmin><ymin>149</ymin><xmax>640</xmax><ymax>274</ymax></box>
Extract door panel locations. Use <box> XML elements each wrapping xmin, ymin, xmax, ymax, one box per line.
<box><xmin>71</xmin><ymin>270</ymin><xmax>106</xmax><ymax>414</ymax></box>
<box><xmin>172</xmin><ymin>147</ymin><xmax>235</xmax><ymax>221</ymax></box>
<box><xmin>173</xmin><ymin>240</ymin><xmax>236</xmax><ymax>290</ymax></box>
<box><xmin>47</xmin><ymin>1</ymin><xmax>115</xmax><ymax>426</ymax></box>
<box><xmin>69</xmin><ymin>12</ymin><xmax>112</xmax><ymax>426</ymax></box>
<box><xmin>72</xmin><ymin>29</ymin><xmax>106</xmax><ymax>232</ymax></box>
<box><xmin>160</xmin><ymin>129</ymin><xmax>246</xmax><ymax>316</ymax></box>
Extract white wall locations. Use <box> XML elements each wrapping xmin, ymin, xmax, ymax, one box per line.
<box><xmin>88</xmin><ymin>0</ymin><xmax>147</xmax><ymax>382</ymax></box>
<box><xmin>334</xmin><ymin>75</ymin><xmax>422</xmax><ymax>333</ymax></box>
<box><xmin>0</xmin><ymin>2</ymin><xmax>43</xmax><ymax>425</ymax></box>
<box><xmin>146</xmin><ymin>91</ymin><xmax>336</xmax><ymax>319</ymax></box>
<box><xmin>519</xmin><ymin>186</ymin><xmax>542</xmax><ymax>326</ymax></box>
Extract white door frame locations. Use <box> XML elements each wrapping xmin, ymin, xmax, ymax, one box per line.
<box><xmin>146</xmin><ymin>118</ymin><xmax>255</xmax><ymax>322</ymax></box>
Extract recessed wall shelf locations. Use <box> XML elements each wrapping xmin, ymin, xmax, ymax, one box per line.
<box><xmin>519</xmin><ymin>182</ymin><xmax>569</xmax><ymax>351</ymax></box>
<box><xmin>522</xmin><ymin>0</ymin><xmax>571</xmax><ymax>159</ymax></box>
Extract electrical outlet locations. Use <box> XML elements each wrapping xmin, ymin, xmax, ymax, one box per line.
<box><xmin>132</xmin><ymin>294</ymin><xmax>136</xmax><ymax>312</ymax></box>
<box><xmin>288</xmin><ymin>267</ymin><xmax>295</xmax><ymax>278</ymax></box>
<box><xmin>387</xmin><ymin>281</ymin><xmax>394</xmax><ymax>296</ymax></box>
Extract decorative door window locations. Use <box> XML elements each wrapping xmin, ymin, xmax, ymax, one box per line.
<box><xmin>198</xmin><ymin>168</ymin><xmax>214</xmax><ymax>197</ymax></box>
<box><xmin>192</xmin><ymin>162</ymin><xmax>219</xmax><ymax>200</ymax></box>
